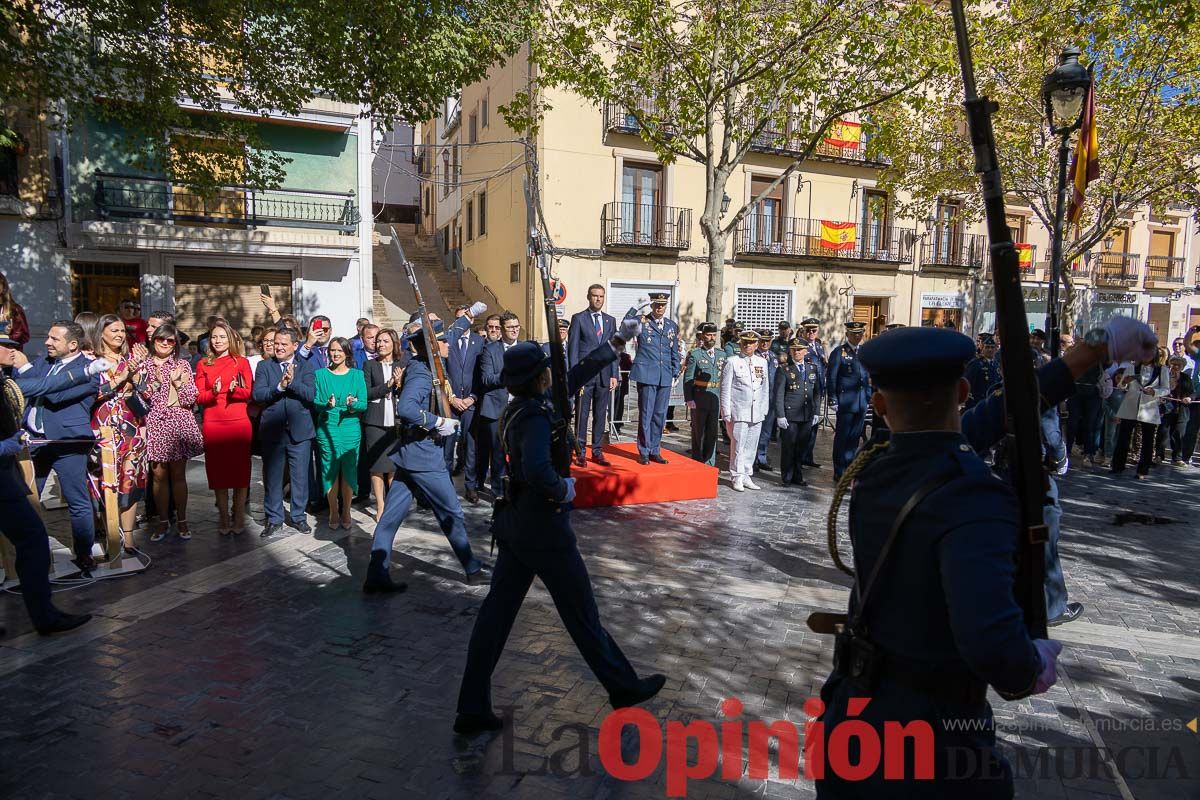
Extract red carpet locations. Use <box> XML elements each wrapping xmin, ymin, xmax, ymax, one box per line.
<box><xmin>572</xmin><ymin>442</ymin><xmax>719</xmax><ymax>509</ymax></box>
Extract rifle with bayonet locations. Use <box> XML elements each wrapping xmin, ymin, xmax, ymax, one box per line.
<box><xmin>402</xmin><ymin>259</ymin><xmax>455</xmax><ymax>420</ymax></box>
<box><xmin>523</xmin><ymin>176</ymin><xmax>577</xmax><ymax>477</ymax></box>
<box><xmin>949</xmin><ymin>0</ymin><xmax>1049</xmax><ymax>638</ymax></box>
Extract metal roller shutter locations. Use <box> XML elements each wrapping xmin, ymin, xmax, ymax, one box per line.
<box><xmin>734</xmin><ymin>287</ymin><xmax>791</xmax><ymax>332</ymax></box>
<box><xmin>173</xmin><ymin>267</ymin><xmax>293</xmax><ymax>341</ymax></box>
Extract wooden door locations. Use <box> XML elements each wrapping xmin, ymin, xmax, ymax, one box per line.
<box><xmin>71</xmin><ymin>262</ymin><xmax>140</xmax><ymax>318</ymax></box>
<box><xmin>852</xmin><ymin>297</ymin><xmax>883</xmax><ymax>338</ymax></box>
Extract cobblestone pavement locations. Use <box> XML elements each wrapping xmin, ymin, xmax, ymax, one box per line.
<box><xmin>1</xmin><ymin>424</ymin><xmax>1198</xmax><ymax>800</ymax></box>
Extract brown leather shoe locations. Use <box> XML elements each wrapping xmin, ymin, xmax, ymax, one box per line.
<box><xmin>592</xmin><ymin>453</ymin><xmax>612</xmax><ymax>467</ymax></box>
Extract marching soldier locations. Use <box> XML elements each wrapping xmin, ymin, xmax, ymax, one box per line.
<box><xmin>964</xmin><ymin>332</ymin><xmax>1000</xmax><ymax>409</ymax></box>
<box><xmin>720</xmin><ymin>330</ymin><xmax>769</xmax><ymax>491</ymax></box>
<box><xmin>627</xmin><ymin>292</ymin><xmax>681</xmax><ymax>465</ymax></box>
<box><xmin>826</xmin><ymin>320</ymin><xmax>871</xmax><ymax>480</ymax></box>
<box><xmin>683</xmin><ymin>322</ymin><xmax>725</xmax><ymax>466</ymax></box>
<box><xmin>772</xmin><ymin>339</ymin><xmax>820</xmax><ymax>487</ymax></box>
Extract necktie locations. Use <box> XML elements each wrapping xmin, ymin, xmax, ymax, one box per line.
<box><xmin>459</xmin><ymin>336</ymin><xmax>467</xmax><ymax>355</ymax></box>
<box><xmin>594</xmin><ymin>313</ymin><xmax>602</xmax><ymax>338</ymax></box>
<box><xmin>33</xmin><ymin>361</ymin><xmax>65</xmax><ymax>432</ymax></box>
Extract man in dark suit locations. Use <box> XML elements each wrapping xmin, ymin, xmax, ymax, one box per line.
<box><xmin>253</xmin><ymin>327</ymin><xmax>317</xmax><ymax>537</ymax></box>
<box><xmin>447</xmin><ymin>315</ymin><xmax>485</xmax><ymax>503</ymax></box>
<box><xmin>23</xmin><ymin>321</ymin><xmax>103</xmax><ymax>569</ymax></box>
<box><xmin>473</xmin><ymin>312</ymin><xmax>521</xmax><ymax>498</ymax></box>
<box><xmin>4</xmin><ymin>321</ymin><xmax>105</xmax><ymax>631</ymax></box>
<box><xmin>567</xmin><ymin>284</ymin><xmax>618</xmax><ymax>467</ymax></box>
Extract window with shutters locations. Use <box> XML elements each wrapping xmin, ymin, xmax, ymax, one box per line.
<box><xmin>734</xmin><ymin>287</ymin><xmax>791</xmax><ymax>332</ymax></box>
<box><xmin>466</xmin><ymin>199</ymin><xmax>474</xmax><ymax>240</ymax></box>
<box><xmin>478</xmin><ymin>190</ymin><xmax>487</xmax><ymax>236</ymax></box>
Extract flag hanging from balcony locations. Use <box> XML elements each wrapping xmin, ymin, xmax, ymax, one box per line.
<box><xmin>1016</xmin><ymin>242</ymin><xmax>1034</xmax><ymax>270</ymax></box>
<box><xmin>820</xmin><ymin>221</ymin><xmax>857</xmax><ymax>251</ymax></box>
<box><xmin>1066</xmin><ymin>75</ymin><xmax>1099</xmax><ymax>224</ymax></box>
<box><xmin>824</xmin><ymin>120</ymin><xmax>862</xmax><ymax>150</ymax></box>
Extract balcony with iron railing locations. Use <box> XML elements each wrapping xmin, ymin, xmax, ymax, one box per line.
<box><xmin>601</xmin><ymin>202</ymin><xmax>691</xmax><ymax>250</ymax></box>
<box><xmin>921</xmin><ymin>232</ymin><xmax>988</xmax><ymax>272</ymax></box>
<box><xmin>1092</xmin><ymin>252</ymin><xmax>1141</xmax><ymax>286</ymax></box>
<box><xmin>1144</xmin><ymin>255</ymin><xmax>1186</xmax><ymax>287</ymax></box>
<box><xmin>733</xmin><ymin>216</ymin><xmax>914</xmax><ymax>265</ymax></box>
<box><xmin>92</xmin><ymin>172</ymin><xmax>360</xmax><ymax>233</ymax></box>
<box><xmin>748</xmin><ymin>114</ymin><xmax>891</xmax><ymax>166</ymax></box>
<box><xmin>979</xmin><ymin>243</ymin><xmax>1039</xmax><ymax>281</ymax></box>
<box><xmin>603</xmin><ymin>98</ymin><xmax>677</xmax><ymax>137</ymax></box>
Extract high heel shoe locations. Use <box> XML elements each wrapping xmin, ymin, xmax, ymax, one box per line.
<box><xmin>150</xmin><ymin>520</ymin><xmax>169</xmax><ymax>543</ymax></box>
<box><xmin>340</xmin><ymin>513</ymin><xmax>353</xmax><ymax>531</ymax></box>
<box><xmin>177</xmin><ymin>521</ymin><xmax>192</xmax><ymax>540</ymax></box>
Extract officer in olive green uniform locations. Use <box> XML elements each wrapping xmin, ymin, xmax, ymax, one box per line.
<box><xmin>683</xmin><ymin>322</ymin><xmax>725</xmax><ymax>465</ymax></box>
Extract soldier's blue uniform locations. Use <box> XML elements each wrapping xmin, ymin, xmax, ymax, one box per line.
<box><xmin>367</xmin><ymin>325</ymin><xmax>483</xmax><ymax>589</ymax></box>
<box><xmin>964</xmin><ymin>350</ymin><xmax>1000</xmax><ymax>409</ymax></box>
<box><xmin>799</xmin><ymin>318</ymin><xmax>827</xmax><ymax>466</ymax></box>
<box><xmin>772</xmin><ymin>344</ymin><xmax>820</xmax><ymax>485</ymax></box>
<box><xmin>628</xmin><ymin>294</ymin><xmax>681</xmax><ymax>462</ymax></box>
<box><xmin>826</xmin><ymin>322</ymin><xmax>872</xmax><ymax>479</ymax></box>
<box><xmin>455</xmin><ymin>339</ymin><xmax>665</xmax><ymax>733</ymax></box>
<box><xmin>814</xmin><ymin>327</ymin><xmax>1050</xmax><ymax>799</ymax></box>
<box><xmin>682</xmin><ymin>325</ymin><xmax>725</xmax><ymax>466</ymax></box>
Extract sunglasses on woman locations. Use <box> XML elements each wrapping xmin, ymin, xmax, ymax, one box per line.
<box><xmin>155</xmin><ymin>337</ymin><xmax>177</xmax><ymax>345</ymax></box>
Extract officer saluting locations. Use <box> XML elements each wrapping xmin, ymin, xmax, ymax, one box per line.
<box><xmin>682</xmin><ymin>322</ymin><xmax>725</xmax><ymax>465</ymax></box>
<box><xmin>628</xmin><ymin>292</ymin><xmax>681</xmax><ymax>465</ymax></box>
<box><xmin>455</xmin><ymin>318</ymin><xmax>666</xmax><ymax>735</ymax></box>
<box><xmin>964</xmin><ymin>332</ymin><xmax>999</xmax><ymax>409</ymax></box>
<box><xmin>826</xmin><ymin>320</ymin><xmax>871</xmax><ymax>480</ymax></box>
<box><xmin>812</xmin><ymin>326</ymin><xmax>1062</xmax><ymax>798</ymax></box>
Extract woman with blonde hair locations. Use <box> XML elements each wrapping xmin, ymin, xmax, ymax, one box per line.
<box><xmin>195</xmin><ymin>320</ymin><xmax>254</xmax><ymax>534</ymax></box>
<box><xmin>89</xmin><ymin>313</ymin><xmax>149</xmax><ymax>549</ymax></box>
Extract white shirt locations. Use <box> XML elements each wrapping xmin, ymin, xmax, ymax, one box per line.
<box><xmin>23</xmin><ymin>352</ymin><xmax>85</xmax><ymax>434</ymax></box>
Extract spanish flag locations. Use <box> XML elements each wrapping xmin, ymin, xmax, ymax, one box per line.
<box><xmin>820</xmin><ymin>221</ymin><xmax>857</xmax><ymax>251</ymax></box>
<box><xmin>1016</xmin><ymin>242</ymin><xmax>1034</xmax><ymax>270</ymax></box>
<box><xmin>1066</xmin><ymin>76</ymin><xmax>1099</xmax><ymax>224</ymax></box>
<box><xmin>824</xmin><ymin>120</ymin><xmax>862</xmax><ymax>150</ymax></box>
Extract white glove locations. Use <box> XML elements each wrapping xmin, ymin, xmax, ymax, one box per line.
<box><xmin>434</xmin><ymin>416</ymin><xmax>460</xmax><ymax>437</ymax></box>
<box><xmin>811</xmin><ymin>415</ymin><xmax>819</xmax><ymax>426</ymax></box>
<box><xmin>685</xmin><ymin>400</ymin><xmax>696</xmax><ymax>410</ymax></box>
<box><xmin>1032</xmin><ymin>639</ymin><xmax>1063</xmax><ymax>694</ymax></box>
<box><xmin>617</xmin><ymin>317</ymin><xmax>642</xmax><ymax>342</ymax></box>
<box><xmin>469</xmin><ymin>301</ymin><xmax>487</xmax><ymax>318</ymax></box>
<box><xmin>776</xmin><ymin>417</ymin><xmax>789</xmax><ymax>430</ymax></box>
<box><xmin>1103</xmin><ymin>317</ymin><xmax>1157</xmax><ymax>364</ymax></box>
<box><xmin>561</xmin><ymin>476</ymin><xmax>577</xmax><ymax>503</ymax></box>
<box><xmin>86</xmin><ymin>358</ymin><xmax>114</xmax><ymax>376</ymax></box>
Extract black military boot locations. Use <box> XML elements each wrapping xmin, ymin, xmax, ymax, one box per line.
<box><xmin>362</xmin><ymin>551</ymin><xmax>407</xmax><ymax>594</ymax></box>
<box><xmin>609</xmin><ymin>673</ymin><xmax>667</xmax><ymax>709</ymax></box>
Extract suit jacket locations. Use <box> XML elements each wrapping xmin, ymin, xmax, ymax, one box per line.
<box><xmin>447</xmin><ymin>329</ymin><xmax>485</xmax><ymax>400</ymax></box>
<box><xmin>720</xmin><ymin>353</ymin><xmax>769</xmax><ymax>423</ymax></box>
<box><xmin>363</xmin><ymin>359</ymin><xmax>403</xmax><ymax>427</ymax></box>
<box><xmin>474</xmin><ymin>339</ymin><xmax>511</xmax><ymax>420</ymax></box>
<box><xmin>567</xmin><ymin>309</ymin><xmax>617</xmax><ymax>383</ymax></box>
<box><xmin>826</xmin><ymin>341</ymin><xmax>872</xmax><ymax>415</ymax></box>
<box><xmin>252</xmin><ymin>357</ymin><xmax>317</xmax><ymax>443</ymax></box>
<box><xmin>20</xmin><ymin>356</ymin><xmax>99</xmax><ymax>439</ymax></box>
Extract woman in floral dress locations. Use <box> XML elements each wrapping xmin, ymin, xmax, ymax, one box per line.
<box><xmin>89</xmin><ymin>313</ymin><xmax>149</xmax><ymax>551</ymax></box>
<box><xmin>141</xmin><ymin>323</ymin><xmax>205</xmax><ymax>541</ymax></box>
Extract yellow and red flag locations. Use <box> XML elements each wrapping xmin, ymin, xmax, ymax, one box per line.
<box><xmin>824</xmin><ymin>120</ymin><xmax>862</xmax><ymax>150</ymax></box>
<box><xmin>1016</xmin><ymin>242</ymin><xmax>1034</xmax><ymax>270</ymax></box>
<box><xmin>820</xmin><ymin>221</ymin><xmax>857</xmax><ymax>251</ymax></box>
<box><xmin>1066</xmin><ymin>77</ymin><xmax>1099</xmax><ymax>224</ymax></box>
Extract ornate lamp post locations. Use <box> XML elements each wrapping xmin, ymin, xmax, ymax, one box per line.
<box><xmin>1042</xmin><ymin>46</ymin><xmax>1091</xmax><ymax>356</ymax></box>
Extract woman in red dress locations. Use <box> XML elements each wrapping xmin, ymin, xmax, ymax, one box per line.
<box><xmin>194</xmin><ymin>321</ymin><xmax>254</xmax><ymax>534</ymax></box>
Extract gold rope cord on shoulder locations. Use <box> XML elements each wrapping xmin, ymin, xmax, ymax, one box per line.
<box><xmin>825</xmin><ymin>440</ymin><xmax>890</xmax><ymax>578</ymax></box>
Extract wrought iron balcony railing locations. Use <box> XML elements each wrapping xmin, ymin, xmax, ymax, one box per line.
<box><xmin>93</xmin><ymin>172</ymin><xmax>360</xmax><ymax>233</ymax></box>
<box><xmin>748</xmin><ymin>115</ymin><xmax>891</xmax><ymax>166</ymax></box>
<box><xmin>922</xmin><ymin>232</ymin><xmax>988</xmax><ymax>270</ymax></box>
<box><xmin>733</xmin><ymin>216</ymin><xmax>914</xmax><ymax>264</ymax></box>
<box><xmin>1092</xmin><ymin>252</ymin><xmax>1141</xmax><ymax>285</ymax></box>
<box><xmin>1145</xmin><ymin>255</ymin><xmax>1185</xmax><ymax>284</ymax></box>
<box><xmin>603</xmin><ymin>98</ymin><xmax>676</xmax><ymax>137</ymax></box>
<box><xmin>602</xmin><ymin>202</ymin><xmax>691</xmax><ymax>250</ymax></box>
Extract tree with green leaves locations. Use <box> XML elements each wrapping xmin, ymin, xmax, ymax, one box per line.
<box><xmin>1</xmin><ymin>0</ymin><xmax>525</xmax><ymax>188</ymax></box>
<box><xmin>506</xmin><ymin>0</ymin><xmax>952</xmax><ymax>322</ymax></box>
<box><xmin>873</xmin><ymin>0</ymin><xmax>1200</xmax><ymax>325</ymax></box>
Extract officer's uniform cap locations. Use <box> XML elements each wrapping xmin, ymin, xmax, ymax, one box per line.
<box><xmin>405</xmin><ymin>321</ymin><xmax>446</xmax><ymax>348</ymax></box>
<box><xmin>739</xmin><ymin>331</ymin><xmax>761</xmax><ymax>344</ymax></box>
<box><xmin>649</xmin><ymin>292</ymin><xmax>669</xmax><ymax>304</ymax></box>
<box><xmin>801</xmin><ymin>317</ymin><xmax>820</xmax><ymax>328</ymax></box>
<box><xmin>788</xmin><ymin>338</ymin><xmax>810</xmax><ymax>350</ymax></box>
<box><xmin>557</xmin><ymin>318</ymin><xmax>570</xmax><ymax>329</ymax></box>
<box><xmin>979</xmin><ymin>333</ymin><xmax>996</xmax><ymax>346</ymax></box>
<box><xmin>0</xmin><ymin>320</ymin><xmax>18</xmax><ymax>348</ymax></box>
<box><xmin>501</xmin><ymin>341</ymin><xmax>551</xmax><ymax>387</ymax></box>
<box><xmin>844</xmin><ymin>321</ymin><xmax>867</xmax><ymax>332</ymax></box>
<box><xmin>859</xmin><ymin>327</ymin><xmax>976</xmax><ymax>390</ymax></box>
<box><xmin>884</xmin><ymin>322</ymin><xmax>905</xmax><ymax>330</ymax></box>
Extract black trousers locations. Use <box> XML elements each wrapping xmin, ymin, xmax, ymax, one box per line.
<box><xmin>1112</xmin><ymin>419</ymin><xmax>1156</xmax><ymax>476</ymax></box>
<box><xmin>779</xmin><ymin>419</ymin><xmax>813</xmax><ymax>484</ymax></box>
<box><xmin>473</xmin><ymin>416</ymin><xmax>505</xmax><ymax>495</ymax></box>
<box><xmin>575</xmin><ymin>380</ymin><xmax>610</xmax><ymax>456</ymax></box>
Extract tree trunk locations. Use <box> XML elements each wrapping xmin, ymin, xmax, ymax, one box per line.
<box><xmin>702</xmin><ymin>217</ymin><xmax>726</xmax><ymax>324</ymax></box>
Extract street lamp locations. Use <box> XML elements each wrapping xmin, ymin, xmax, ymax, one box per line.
<box><xmin>721</xmin><ymin>192</ymin><xmax>731</xmax><ymax>215</ymax></box>
<box><xmin>1043</xmin><ymin>46</ymin><xmax>1092</xmax><ymax>357</ymax></box>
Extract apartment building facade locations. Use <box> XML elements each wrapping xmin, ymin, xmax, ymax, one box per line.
<box><xmin>2</xmin><ymin>97</ymin><xmax>375</xmax><ymax>350</ymax></box>
<box><xmin>417</xmin><ymin>51</ymin><xmax>1200</xmax><ymax>347</ymax></box>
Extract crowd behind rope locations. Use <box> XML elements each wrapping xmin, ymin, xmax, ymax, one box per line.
<box><xmin>0</xmin><ymin>268</ymin><xmax>1195</xmax><ymax>636</ymax></box>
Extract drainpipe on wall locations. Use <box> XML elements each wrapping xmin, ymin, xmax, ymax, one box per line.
<box><xmin>357</xmin><ymin>114</ymin><xmax>375</xmax><ymax>320</ymax></box>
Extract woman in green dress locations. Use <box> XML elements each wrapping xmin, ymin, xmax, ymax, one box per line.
<box><xmin>312</xmin><ymin>337</ymin><xmax>368</xmax><ymax>529</ymax></box>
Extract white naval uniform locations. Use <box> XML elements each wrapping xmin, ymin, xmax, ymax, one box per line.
<box><xmin>720</xmin><ymin>352</ymin><xmax>769</xmax><ymax>481</ymax></box>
